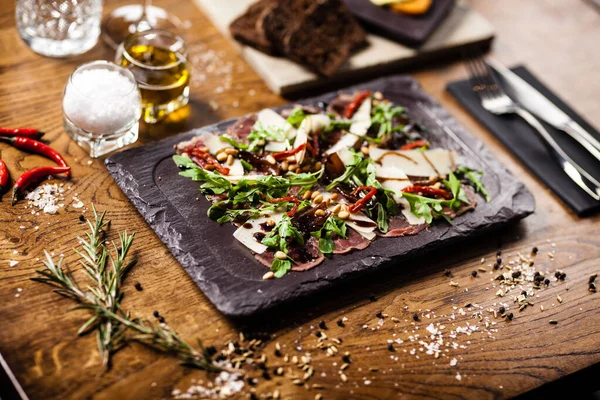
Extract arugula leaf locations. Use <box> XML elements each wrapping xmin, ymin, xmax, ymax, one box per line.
<box><xmin>240</xmin><ymin>159</ymin><xmax>253</xmax><ymax>171</ymax></box>
<box><xmin>261</xmin><ymin>216</ymin><xmax>304</xmax><ymax>253</ymax></box>
<box><xmin>311</xmin><ymin>216</ymin><xmax>348</xmax><ymax>255</ymax></box>
<box><xmin>286</xmin><ymin>108</ymin><xmax>307</xmax><ymax>127</ymax></box>
<box><xmin>401</xmin><ymin>172</ymin><xmax>470</xmax><ymax>224</ymax></box>
<box><xmin>270</xmin><ymin>258</ymin><xmax>292</xmax><ymax>278</ymax></box>
<box><xmin>325</xmin><ymin>150</ymin><xmax>367</xmax><ymax>191</ymax></box>
<box><xmin>174</xmin><ymin>155</ymin><xmax>232</xmax><ymax>194</ymax></box>
<box><xmin>219</xmin><ymin>135</ymin><xmax>249</xmax><ymax>150</ymax></box>
<box><xmin>369</xmin><ymin>102</ymin><xmax>406</xmax><ymax>143</ymax></box>
<box><xmin>457</xmin><ymin>166</ymin><xmax>491</xmax><ymax>202</ymax></box>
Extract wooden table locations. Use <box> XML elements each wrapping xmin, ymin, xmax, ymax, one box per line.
<box><xmin>1</xmin><ymin>1</ymin><xmax>599</xmax><ymax>399</ymax></box>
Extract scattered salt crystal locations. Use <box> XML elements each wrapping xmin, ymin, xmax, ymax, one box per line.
<box><xmin>13</xmin><ymin>250</ymin><xmax>18</xmax><ymax>254</ymax></box>
<box><xmin>456</xmin><ymin>372</ymin><xmax>462</xmax><ymax>381</ymax></box>
<box><xmin>9</xmin><ymin>260</ymin><xmax>18</xmax><ymax>267</ymax></box>
<box><xmin>25</xmin><ymin>184</ymin><xmax>65</xmax><ymax>214</ymax></box>
<box><xmin>72</xmin><ymin>200</ymin><xmax>84</xmax><ymax>209</ymax></box>
<box><xmin>450</xmin><ymin>358</ymin><xmax>458</xmax><ymax>366</ymax></box>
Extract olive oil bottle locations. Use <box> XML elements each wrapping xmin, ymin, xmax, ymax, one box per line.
<box><xmin>116</xmin><ymin>31</ymin><xmax>190</xmax><ymax>123</ymax></box>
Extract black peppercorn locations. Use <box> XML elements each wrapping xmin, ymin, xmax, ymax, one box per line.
<box><xmin>493</xmin><ymin>262</ymin><xmax>500</xmax><ymax>270</ymax></box>
<box><xmin>134</xmin><ymin>282</ymin><xmax>143</xmax><ymax>291</ymax></box>
<box><xmin>444</xmin><ymin>269</ymin><xmax>452</xmax><ymax>277</ymax></box>
<box><xmin>471</xmin><ymin>270</ymin><xmax>478</xmax><ymax>277</ymax></box>
<box><xmin>342</xmin><ymin>354</ymin><xmax>351</xmax><ymax>363</ymax></box>
<box><xmin>507</xmin><ymin>313</ymin><xmax>514</xmax><ymax>321</ymax></box>
<box><xmin>318</xmin><ymin>320</ymin><xmax>327</xmax><ymax>330</ymax></box>
<box><xmin>496</xmin><ymin>250</ymin><xmax>502</xmax><ymax>257</ymax></box>
<box><xmin>544</xmin><ymin>278</ymin><xmax>550</xmax><ymax>285</ymax></box>
<box><xmin>532</xmin><ymin>246</ymin><xmax>538</xmax><ymax>255</ymax></box>
<box><xmin>153</xmin><ymin>310</ymin><xmax>160</xmax><ymax>318</ymax></box>
<box><xmin>387</xmin><ymin>342</ymin><xmax>395</xmax><ymax>352</ymax></box>
<box><xmin>262</xmin><ymin>371</ymin><xmax>271</xmax><ymax>380</ymax></box>
<box><xmin>274</xmin><ymin>349</ymin><xmax>282</xmax><ymax>357</ymax></box>
<box><xmin>498</xmin><ymin>306</ymin><xmax>505</xmax><ymax>314</ymax></box>
<box><xmin>337</xmin><ymin>319</ymin><xmax>345</xmax><ymax>327</ymax></box>
<box><xmin>412</xmin><ymin>313</ymin><xmax>419</xmax><ymax>321</ymax></box>
<box><xmin>512</xmin><ymin>271</ymin><xmax>521</xmax><ymax>279</ymax></box>
<box><xmin>376</xmin><ymin>311</ymin><xmax>384</xmax><ymax>319</ymax></box>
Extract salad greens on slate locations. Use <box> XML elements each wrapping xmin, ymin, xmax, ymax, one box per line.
<box><xmin>174</xmin><ymin>91</ymin><xmax>489</xmax><ymax>278</ymax></box>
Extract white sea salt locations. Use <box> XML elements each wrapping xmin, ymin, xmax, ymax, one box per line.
<box><xmin>63</xmin><ymin>69</ymin><xmax>141</xmax><ymax>135</ymax></box>
<box><xmin>25</xmin><ymin>183</ymin><xmax>65</xmax><ymax>214</ymax></box>
<box><xmin>9</xmin><ymin>260</ymin><xmax>18</xmax><ymax>267</ymax></box>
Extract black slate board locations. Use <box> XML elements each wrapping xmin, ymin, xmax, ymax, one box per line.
<box><xmin>343</xmin><ymin>0</ymin><xmax>456</xmax><ymax>47</ymax></box>
<box><xmin>105</xmin><ymin>75</ymin><xmax>534</xmax><ymax>317</ymax></box>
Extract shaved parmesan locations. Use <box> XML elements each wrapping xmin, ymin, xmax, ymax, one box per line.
<box><xmin>293</xmin><ymin>115</ymin><xmax>331</xmax><ymax>164</ymax></box>
<box><xmin>337</xmin><ymin>148</ymin><xmax>356</xmax><ymax>166</ymax></box>
<box><xmin>265</xmin><ymin>141</ymin><xmax>289</xmax><ymax>152</ymax></box>
<box><xmin>349</xmin><ymin>97</ymin><xmax>372</xmax><ymax>136</ymax></box>
<box><xmin>233</xmin><ymin>212</ymin><xmax>284</xmax><ymax>254</ymax></box>
<box><xmin>257</xmin><ymin>109</ymin><xmax>295</xmax><ymax>140</ymax></box>
<box><xmin>227</xmin><ymin>159</ymin><xmax>244</xmax><ymax>176</ymax></box>
<box><xmin>398</xmin><ymin>198</ymin><xmax>426</xmax><ymax>225</ymax></box>
<box><xmin>200</xmin><ymin>132</ymin><xmax>232</xmax><ymax>155</ymax></box>
<box><xmin>375</xmin><ymin>165</ymin><xmax>409</xmax><ymax>180</ymax></box>
<box><xmin>325</xmin><ymin>134</ymin><xmax>359</xmax><ymax>155</ymax></box>
<box><xmin>381</xmin><ymin>180</ymin><xmax>412</xmax><ymax>202</ymax></box>
<box><xmin>325</xmin><ymin>99</ymin><xmax>372</xmax><ymax>155</ymax></box>
<box><xmin>369</xmin><ymin>147</ymin><xmax>459</xmax><ymax>177</ymax></box>
<box><xmin>346</xmin><ymin>212</ymin><xmax>378</xmax><ymax>240</ymax></box>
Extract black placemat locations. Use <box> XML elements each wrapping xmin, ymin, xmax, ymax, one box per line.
<box><xmin>343</xmin><ymin>0</ymin><xmax>455</xmax><ymax>47</ymax></box>
<box><xmin>447</xmin><ymin>66</ymin><xmax>600</xmax><ymax>216</ymax></box>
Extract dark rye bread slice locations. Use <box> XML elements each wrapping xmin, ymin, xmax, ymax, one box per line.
<box><xmin>262</xmin><ymin>0</ymin><xmax>319</xmax><ymax>54</ymax></box>
<box><xmin>229</xmin><ymin>0</ymin><xmax>277</xmax><ymax>55</ymax></box>
<box><xmin>283</xmin><ymin>0</ymin><xmax>367</xmax><ymax>76</ymax></box>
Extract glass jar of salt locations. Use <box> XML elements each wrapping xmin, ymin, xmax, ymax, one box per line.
<box><xmin>63</xmin><ymin>61</ymin><xmax>142</xmax><ymax>158</ymax></box>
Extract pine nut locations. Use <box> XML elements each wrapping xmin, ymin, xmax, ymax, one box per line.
<box><xmin>287</xmin><ymin>155</ymin><xmax>296</xmax><ymax>163</ymax></box>
<box><xmin>361</xmin><ymin>146</ymin><xmax>369</xmax><ymax>155</ymax></box>
<box><xmin>311</xmin><ymin>191</ymin><xmax>320</xmax><ymax>199</ymax></box>
<box><xmin>225</xmin><ymin>148</ymin><xmax>238</xmax><ymax>155</ymax></box>
<box><xmin>262</xmin><ymin>271</ymin><xmax>275</xmax><ymax>280</ymax></box>
<box><xmin>266</xmin><ymin>155</ymin><xmax>277</xmax><ymax>165</ymax></box>
<box><xmin>315</xmin><ymin>209</ymin><xmax>326</xmax><ymax>217</ymax></box>
<box><xmin>288</xmin><ymin>163</ymin><xmax>298</xmax><ymax>171</ymax></box>
<box><xmin>314</xmin><ymin>161</ymin><xmax>323</xmax><ymax>170</ymax></box>
<box><xmin>338</xmin><ymin>211</ymin><xmax>350</xmax><ymax>220</ymax></box>
<box><xmin>281</xmin><ymin>161</ymin><xmax>289</xmax><ymax>171</ymax></box>
<box><xmin>303</xmin><ymin>190</ymin><xmax>312</xmax><ymax>200</ymax></box>
<box><xmin>332</xmin><ymin>204</ymin><xmax>342</xmax><ymax>214</ymax></box>
<box><xmin>226</xmin><ymin>154</ymin><xmax>234</xmax><ymax>165</ymax></box>
<box><xmin>216</xmin><ymin>152</ymin><xmax>228</xmax><ymax>162</ymax></box>
<box><xmin>330</xmin><ymin>193</ymin><xmax>339</xmax><ymax>200</ymax></box>
<box><xmin>275</xmin><ymin>251</ymin><xmax>287</xmax><ymax>260</ymax></box>
<box><xmin>266</xmin><ymin>219</ymin><xmax>275</xmax><ymax>226</ymax></box>
<box><xmin>313</xmin><ymin>195</ymin><xmax>323</xmax><ymax>204</ymax></box>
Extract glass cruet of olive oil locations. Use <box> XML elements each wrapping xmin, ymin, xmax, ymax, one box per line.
<box><xmin>116</xmin><ymin>29</ymin><xmax>190</xmax><ymax>124</ymax></box>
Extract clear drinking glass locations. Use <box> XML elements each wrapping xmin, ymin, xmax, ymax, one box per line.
<box><xmin>115</xmin><ymin>30</ymin><xmax>190</xmax><ymax>124</ymax></box>
<box><xmin>101</xmin><ymin>0</ymin><xmax>183</xmax><ymax>50</ymax></box>
<box><xmin>63</xmin><ymin>61</ymin><xmax>142</xmax><ymax>158</ymax></box>
<box><xmin>16</xmin><ymin>0</ymin><xmax>103</xmax><ymax>58</ymax></box>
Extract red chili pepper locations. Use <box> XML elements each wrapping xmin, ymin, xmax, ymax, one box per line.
<box><xmin>349</xmin><ymin>185</ymin><xmax>377</xmax><ymax>213</ymax></box>
<box><xmin>400</xmin><ymin>140</ymin><xmax>429</xmax><ymax>150</ymax></box>
<box><xmin>0</xmin><ymin>127</ymin><xmax>44</xmax><ymax>139</ymax></box>
<box><xmin>11</xmin><ymin>166</ymin><xmax>71</xmax><ymax>205</ymax></box>
<box><xmin>402</xmin><ymin>185</ymin><xmax>452</xmax><ymax>200</ymax></box>
<box><xmin>0</xmin><ymin>159</ymin><xmax>9</xmax><ymax>197</ymax></box>
<box><xmin>0</xmin><ymin>136</ymin><xmax>70</xmax><ymax>177</ymax></box>
<box><xmin>268</xmin><ymin>196</ymin><xmax>300</xmax><ymax>217</ymax></box>
<box><xmin>272</xmin><ymin>143</ymin><xmax>307</xmax><ymax>161</ymax></box>
<box><xmin>344</xmin><ymin>91</ymin><xmax>371</xmax><ymax>119</ymax></box>
<box><xmin>189</xmin><ymin>148</ymin><xmax>230</xmax><ymax>175</ymax></box>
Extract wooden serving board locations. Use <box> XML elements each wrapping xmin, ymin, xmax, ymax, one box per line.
<box><xmin>105</xmin><ymin>75</ymin><xmax>534</xmax><ymax>318</ymax></box>
<box><xmin>192</xmin><ymin>0</ymin><xmax>495</xmax><ymax>95</ymax></box>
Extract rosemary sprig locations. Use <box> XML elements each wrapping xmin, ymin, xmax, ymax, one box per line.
<box><xmin>32</xmin><ymin>206</ymin><xmax>219</xmax><ymax>372</ymax></box>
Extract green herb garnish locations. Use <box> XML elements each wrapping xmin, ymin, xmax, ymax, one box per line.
<box><xmin>286</xmin><ymin>108</ymin><xmax>307</xmax><ymax>127</ymax></box>
<box><xmin>401</xmin><ymin>172</ymin><xmax>469</xmax><ymax>224</ymax></box>
<box><xmin>369</xmin><ymin>102</ymin><xmax>406</xmax><ymax>143</ymax></box>
<box><xmin>457</xmin><ymin>166</ymin><xmax>490</xmax><ymax>202</ymax></box>
<box><xmin>311</xmin><ymin>215</ymin><xmax>348</xmax><ymax>255</ymax></box>
<box><xmin>31</xmin><ymin>207</ymin><xmax>219</xmax><ymax>371</ymax></box>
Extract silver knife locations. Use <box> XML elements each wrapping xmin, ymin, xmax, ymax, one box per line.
<box><xmin>487</xmin><ymin>59</ymin><xmax>600</xmax><ymax>163</ymax></box>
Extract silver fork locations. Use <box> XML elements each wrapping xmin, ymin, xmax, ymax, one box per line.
<box><xmin>466</xmin><ymin>56</ymin><xmax>600</xmax><ymax>201</ymax></box>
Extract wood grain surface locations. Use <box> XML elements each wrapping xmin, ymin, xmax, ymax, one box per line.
<box><xmin>1</xmin><ymin>1</ymin><xmax>599</xmax><ymax>399</ymax></box>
